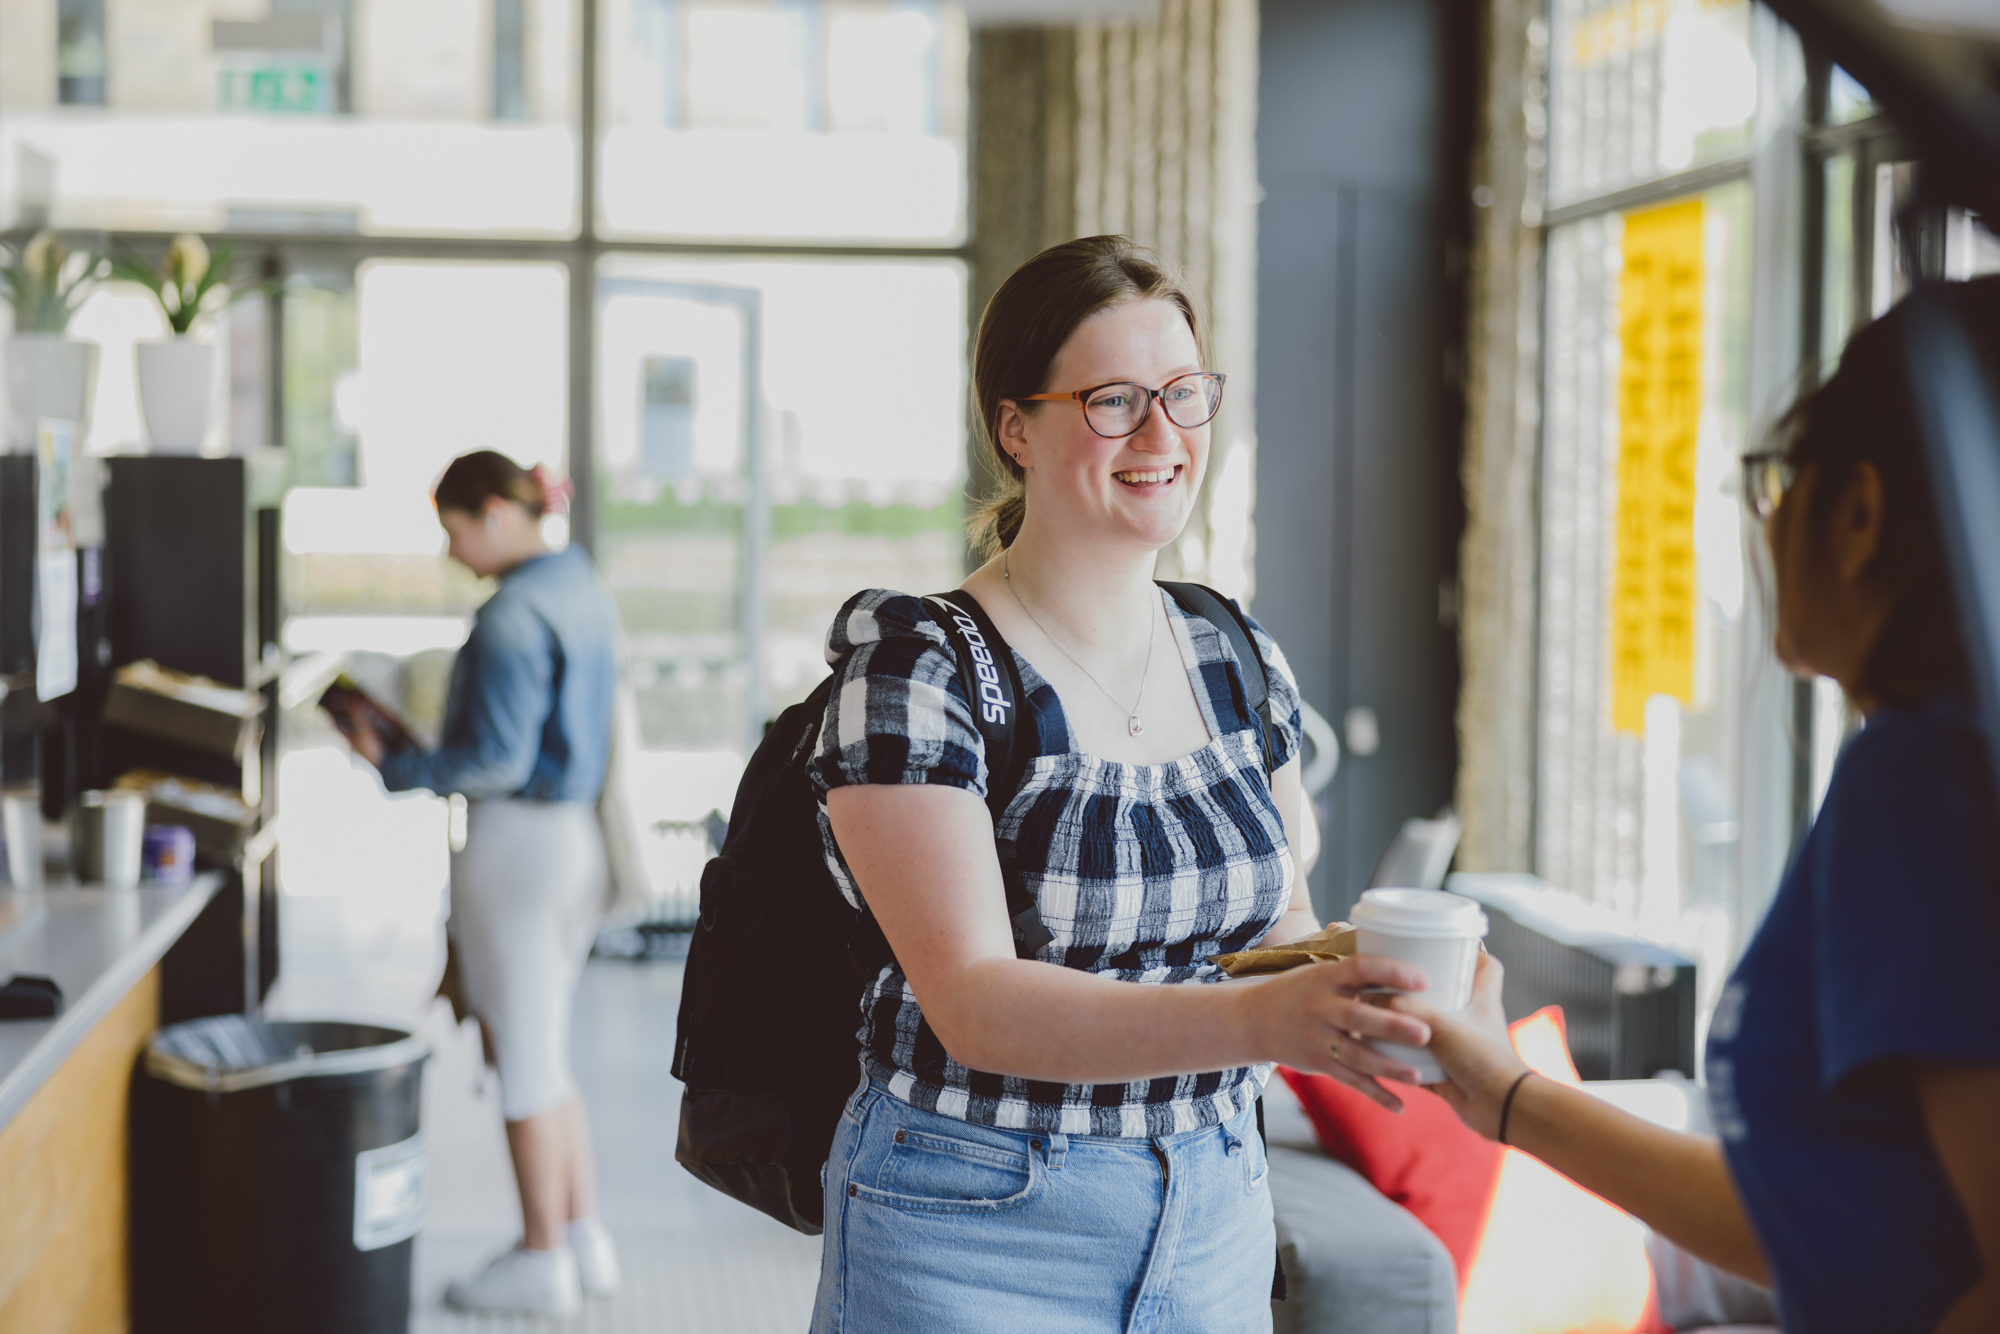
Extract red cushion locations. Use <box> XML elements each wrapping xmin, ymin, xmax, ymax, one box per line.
<box><xmin>1278</xmin><ymin>1062</ymin><xmax>1504</xmax><ymax>1287</ymax></box>
<box><xmin>1278</xmin><ymin>1006</ymin><xmax>1669</xmax><ymax>1334</ymax></box>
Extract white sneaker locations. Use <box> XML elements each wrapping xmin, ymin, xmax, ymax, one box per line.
<box><xmin>568</xmin><ymin>1217</ymin><xmax>622</xmax><ymax>1298</ymax></box>
<box><xmin>445</xmin><ymin>1244</ymin><xmax>582</xmax><ymax>1317</ymax></box>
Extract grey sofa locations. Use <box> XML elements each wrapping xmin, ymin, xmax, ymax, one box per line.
<box><xmin>1263</xmin><ymin>1074</ymin><xmax>1780</xmax><ymax>1334</ymax></box>
<box><xmin>1265</xmin><ymin>1075</ymin><xmax>1457</xmax><ymax>1334</ymax></box>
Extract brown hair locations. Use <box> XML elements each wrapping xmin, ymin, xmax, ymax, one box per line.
<box><xmin>433</xmin><ymin>449</ymin><xmax>545</xmax><ymax>519</ymax></box>
<box><xmin>1781</xmin><ymin>275</ymin><xmax>2000</xmax><ymax>707</ymax></box>
<box><xmin>968</xmin><ymin>236</ymin><xmax>1206</xmax><ymax>559</ymax></box>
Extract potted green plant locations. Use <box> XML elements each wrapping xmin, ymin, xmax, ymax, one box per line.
<box><xmin>112</xmin><ymin>234</ymin><xmax>250</xmax><ymax>454</ymax></box>
<box><xmin>1</xmin><ymin>231</ymin><xmax>105</xmax><ymax>452</ymax></box>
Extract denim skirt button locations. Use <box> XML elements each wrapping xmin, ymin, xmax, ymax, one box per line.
<box><xmin>894</xmin><ymin>1130</ymin><xmax>906</xmax><ymax>1143</ymax></box>
<box><xmin>849</xmin><ymin>1184</ymin><xmax>858</xmax><ymax>1196</ymax></box>
<box><xmin>1030</xmin><ymin>1139</ymin><xmax>1041</xmax><ymax>1150</ymax></box>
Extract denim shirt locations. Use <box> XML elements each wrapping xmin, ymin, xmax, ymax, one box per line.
<box><xmin>379</xmin><ymin>546</ymin><xmax>619</xmax><ymax>805</ymax></box>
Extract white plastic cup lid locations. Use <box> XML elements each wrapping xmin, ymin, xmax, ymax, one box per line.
<box><xmin>1352</xmin><ymin>888</ymin><xmax>1490</xmax><ymax>940</ymax></box>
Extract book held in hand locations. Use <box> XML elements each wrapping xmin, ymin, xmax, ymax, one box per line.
<box><xmin>318</xmin><ymin>675</ymin><xmax>419</xmax><ymax>755</ymax></box>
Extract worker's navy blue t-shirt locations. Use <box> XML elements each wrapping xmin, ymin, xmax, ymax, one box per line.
<box><xmin>1706</xmin><ymin>696</ymin><xmax>2000</xmax><ymax>1334</ymax></box>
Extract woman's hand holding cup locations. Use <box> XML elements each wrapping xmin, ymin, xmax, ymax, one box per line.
<box><xmin>1250</xmin><ymin>953</ymin><xmax>1434</xmax><ymax>1113</ymax></box>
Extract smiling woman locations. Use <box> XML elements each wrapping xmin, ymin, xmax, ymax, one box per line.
<box><xmin>967</xmin><ymin>238</ymin><xmax>1210</xmax><ymax>562</ymax></box>
<box><xmin>800</xmin><ymin>237</ymin><xmax>1411</xmax><ymax>1333</ymax></box>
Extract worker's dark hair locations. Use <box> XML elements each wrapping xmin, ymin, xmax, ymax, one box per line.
<box><xmin>432</xmin><ymin>450</ymin><xmax>545</xmax><ymax>519</ymax></box>
<box><xmin>1779</xmin><ymin>275</ymin><xmax>2000</xmax><ymax>707</ymax></box>
<box><xmin>968</xmin><ymin>236</ymin><xmax>1206</xmax><ymax>559</ymax></box>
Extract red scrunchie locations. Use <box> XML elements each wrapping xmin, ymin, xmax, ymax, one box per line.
<box><xmin>528</xmin><ymin>464</ymin><xmax>573</xmax><ymax>517</ymax></box>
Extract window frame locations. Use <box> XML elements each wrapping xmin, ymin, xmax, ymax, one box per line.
<box><xmin>1524</xmin><ymin>3</ymin><xmax>1899</xmax><ymax>958</ymax></box>
<box><xmin>48</xmin><ymin>0</ymin><xmax>973</xmax><ymax>560</ymax></box>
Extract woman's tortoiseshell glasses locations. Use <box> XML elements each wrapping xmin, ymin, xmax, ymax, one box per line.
<box><xmin>1024</xmin><ymin>372</ymin><xmax>1227</xmax><ymax>439</ymax></box>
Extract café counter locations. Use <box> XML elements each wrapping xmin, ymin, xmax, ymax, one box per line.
<box><xmin>0</xmin><ymin>872</ymin><xmax>225</xmax><ymax>1332</ymax></box>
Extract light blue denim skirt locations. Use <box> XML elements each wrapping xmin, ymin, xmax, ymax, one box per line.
<box><xmin>811</xmin><ymin>1075</ymin><xmax>1276</xmax><ymax>1334</ymax></box>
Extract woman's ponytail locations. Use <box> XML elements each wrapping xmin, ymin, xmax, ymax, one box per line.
<box><xmin>968</xmin><ymin>488</ymin><xmax>1027</xmax><ymax>562</ymax></box>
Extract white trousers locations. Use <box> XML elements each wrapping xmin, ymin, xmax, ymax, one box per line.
<box><xmin>449</xmin><ymin>798</ymin><xmax>606</xmax><ymax>1122</ymax></box>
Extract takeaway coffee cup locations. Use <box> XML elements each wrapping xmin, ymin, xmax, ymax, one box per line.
<box><xmin>75</xmin><ymin>790</ymin><xmax>147</xmax><ymax>888</ymax></box>
<box><xmin>1351</xmin><ymin>888</ymin><xmax>1489</xmax><ymax>1084</ymax></box>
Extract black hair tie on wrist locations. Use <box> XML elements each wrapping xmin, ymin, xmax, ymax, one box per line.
<box><xmin>1497</xmin><ymin>1070</ymin><xmax>1535</xmax><ymax>1146</ymax></box>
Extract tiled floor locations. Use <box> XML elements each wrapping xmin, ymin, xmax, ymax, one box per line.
<box><xmin>268</xmin><ymin>733</ymin><xmax>819</xmax><ymax>1332</ymax></box>
<box><xmin>275</xmin><ymin>938</ymin><xmax>822</xmax><ymax>1334</ymax></box>
<box><xmin>418</xmin><ymin>964</ymin><xmax>820</xmax><ymax>1333</ymax></box>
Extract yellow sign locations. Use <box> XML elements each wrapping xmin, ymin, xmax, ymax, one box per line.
<box><xmin>1611</xmin><ymin>198</ymin><xmax>1703</xmax><ymax>734</ymax></box>
<box><xmin>1568</xmin><ymin>0</ymin><xmax>1746</xmax><ymax>68</ymax></box>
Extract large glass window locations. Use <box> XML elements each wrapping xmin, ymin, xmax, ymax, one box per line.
<box><xmin>283</xmin><ymin>261</ymin><xmax>570</xmax><ymax>657</ymax></box>
<box><xmin>1</xmin><ymin>0</ymin><xmax>972</xmax><ymax>940</ymax></box>
<box><xmin>1537</xmin><ymin>181</ymin><xmax>1754</xmax><ymax>1005</ymax></box>
<box><xmin>1528</xmin><ymin>0</ymin><xmax>1777</xmax><ymax>1058</ymax></box>
<box><xmin>599</xmin><ymin>0</ymin><xmax>968</xmax><ymax>241</ymax></box>
<box><xmin>1531</xmin><ymin>6</ymin><xmax>2000</xmax><ymax>1045</ymax></box>
<box><xmin>593</xmin><ymin>255</ymin><xmax>966</xmax><ymax>832</ymax></box>
<box><xmin>1546</xmin><ymin>0</ymin><xmax>1758</xmax><ymax>208</ymax></box>
<box><xmin>0</xmin><ymin>0</ymin><xmax>579</xmax><ymax>236</ymax></box>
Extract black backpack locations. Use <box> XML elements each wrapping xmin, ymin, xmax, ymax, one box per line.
<box><xmin>672</xmin><ymin>583</ymin><xmax>1277</xmax><ymax>1234</ymax></box>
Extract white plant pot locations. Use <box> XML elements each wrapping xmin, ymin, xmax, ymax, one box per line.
<box><xmin>3</xmin><ymin>334</ymin><xmax>99</xmax><ymax>452</ymax></box>
<box><xmin>136</xmin><ymin>339</ymin><xmax>219</xmax><ymax>454</ymax></box>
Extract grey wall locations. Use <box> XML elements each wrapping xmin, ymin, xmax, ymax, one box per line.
<box><xmin>1255</xmin><ymin>0</ymin><xmax>1471</xmax><ymax>918</ymax></box>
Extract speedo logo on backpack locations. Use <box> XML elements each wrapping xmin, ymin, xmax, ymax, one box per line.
<box><xmin>948</xmin><ymin>610</ymin><xmax>1011</xmax><ymax>724</ymax></box>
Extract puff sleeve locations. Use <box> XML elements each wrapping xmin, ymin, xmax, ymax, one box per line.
<box><xmin>809</xmin><ymin>590</ymin><xmax>989</xmax><ymax>801</ymax></box>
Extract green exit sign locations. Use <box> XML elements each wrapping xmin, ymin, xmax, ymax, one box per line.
<box><xmin>218</xmin><ymin>60</ymin><xmax>330</xmax><ymax>114</ymax></box>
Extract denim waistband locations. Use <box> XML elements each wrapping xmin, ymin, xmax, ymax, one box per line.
<box><xmin>847</xmin><ymin>1074</ymin><xmax>1258</xmax><ymax>1160</ymax></box>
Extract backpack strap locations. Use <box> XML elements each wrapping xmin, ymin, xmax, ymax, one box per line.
<box><xmin>925</xmin><ymin>590</ymin><xmax>1053</xmax><ymax>957</ymax></box>
<box><xmin>1156</xmin><ymin>581</ymin><xmax>1280</xmax><ymax>775</ymax></box>
<box><xmin>925</xmin><ymin>591</ymin><xmax>1034</xmax><ymax>820</ymax></box>
<box><xmin>846</xmin><ymin>591</ymin><xmax>1053</xmax><ymax>977</ymax></box>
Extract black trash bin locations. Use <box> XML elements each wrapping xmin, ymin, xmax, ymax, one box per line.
<box><xmin>131</xmin><ymin>1016</ymin><xmax>429</xmax><ymax>1334</ymax></box>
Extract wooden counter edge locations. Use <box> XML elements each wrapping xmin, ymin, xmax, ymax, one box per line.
<box><xmin>0</xmin><ymin>965</ymin><xmax>160</xmax><ymax>1334</ymax></box>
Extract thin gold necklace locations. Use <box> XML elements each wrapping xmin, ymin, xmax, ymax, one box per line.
<box><xmin>1004</xmin><ymin>549</ymin><xmax>1156</xmax><ymax>738</ymax></box>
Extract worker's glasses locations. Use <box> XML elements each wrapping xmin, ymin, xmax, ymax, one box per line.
<box><xmin>1740</xmin><ymin>450</ymin><xmax>1798</xmax><ymax>523</ymax></box>
<box><xmin>1024</xmin><ymin>372</ymin><xmax>1227</xmax><ymax>439</ymax></box>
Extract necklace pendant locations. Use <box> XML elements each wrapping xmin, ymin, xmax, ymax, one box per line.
<box><xmin>1128</xmin><ymin>714</ymin><xmax>1144</xmax><ymax>738</ymax></box>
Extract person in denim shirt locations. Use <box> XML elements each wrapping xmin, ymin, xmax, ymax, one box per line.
<box><xmin>344</xmin><ymin>450</ymin><xmax>622</xmax><ymax>1318</ymax></box>
<box><xmin>377</xmin><ymin>541</ymin><xmax>616</xmax><ymax>804</ymax></box>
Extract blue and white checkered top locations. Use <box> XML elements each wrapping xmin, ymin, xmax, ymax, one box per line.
<box><xmin>810</xmin><ymin>587</ymin><xmax>1304</xmax><ymax>1137</ymax></box>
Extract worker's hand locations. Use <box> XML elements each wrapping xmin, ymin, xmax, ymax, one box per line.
<box><xmin>1389</xmin><ymin>952</ymin><xmax>1529</xmax><ymax>1140</ymax></box>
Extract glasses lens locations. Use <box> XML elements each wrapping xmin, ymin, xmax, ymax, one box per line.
<box><xmin>1742</xmin><ymin>456</ymin><xmax>1790</xmax><ymax>521</ymax></box>
<box><xmin>1082</xmin><ymin>384</ymin><xmax>1149</xmax><ymax>437</ymax></box>
<box><xmin>1741</xmin><ymin>459</ymin><xmax>1766</xmax><ymax>519</ymax></box>
<box><xmin>1160</xmin><ymin>373</ymin><xmax>1224</xmax><ymax>428</ymax></box>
